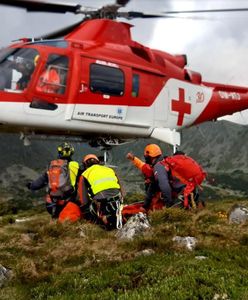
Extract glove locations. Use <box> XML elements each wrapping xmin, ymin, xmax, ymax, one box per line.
<box><xmin>26</xmin><ymin>182</ymin><xmax>32</xmax><ymax>190</ymax></box>
<box><xmin>126</xmin><ymin>152</ymin><xmax>135</xmax><ymax>160</ymax></box>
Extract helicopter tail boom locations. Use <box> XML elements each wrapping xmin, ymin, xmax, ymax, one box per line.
<box><xmin>193</xmin><ymin>81</ymin><xmax>248</xmax><ymax>125</ymax></box>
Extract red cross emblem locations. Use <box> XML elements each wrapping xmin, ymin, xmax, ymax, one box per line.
<box><xmin>171</xmin><ymin>88</ymin><xmax>191</xmax><ymax>126</ymax></box>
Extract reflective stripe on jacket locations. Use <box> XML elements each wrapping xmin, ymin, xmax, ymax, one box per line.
<box><xmin>83</xmin><ymin>164</ymin><xmax>120</xmax><ymax>195</ymax></box>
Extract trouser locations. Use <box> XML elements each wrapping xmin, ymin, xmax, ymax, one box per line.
<box><xmin>45</xmin><ymin>194</ymin><xmax>81</xmax><ymax>221</ymax></box>
<box><xmin>90</xmin><ymin>195</ymin><xmax>123</xmax><ymax>230</ymax></box>
<box><xmin>45</xmin><ymin>195</ymin><xmax>66</xmax><ymax>219</ymax></box>
<box><xmin>172</xmin><ymin>188</ymin><xmax>200</xmax><ymax>209</ymax></box>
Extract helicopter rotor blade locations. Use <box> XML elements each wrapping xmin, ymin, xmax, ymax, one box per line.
<box><xmin>162</xmin><ymin>7</ymin><xmax>248</xmax><ymax>15</ymax></box>
<box><xmin>37</xmin><ymin>20</ymin><xmax>83</xmax><ymax>39</ymax></box>
<box><xmin>0</xmin><ymin>0</ymin><xmax>131</xmax><ymax>19</ymax></box>
<box><xmin>1</xmin><ymin>0</ymin><xmax>248</xmax><ymax>19</ymax></box>
<box><xmin>116</xmin><ymin>0</ymin><xmax>130</xmax><ymax>6</ymax></box>
<box><xmin>118</xmin><ymin>11</ymin><xmax>171</xmax><ymax>19</ymax></box>
<box><xmin>118</xmin><ymin>7</ymin><xmax>248</xmax><ymax>19</ymax></box>
<box><xmin>0</xmin><ymin>0</ymin><xmax>81</xmax><ymax>14</ymax></box>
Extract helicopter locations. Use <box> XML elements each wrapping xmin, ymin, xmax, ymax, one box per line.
<box><xmin>0</xmin><ymin>0</ymin><xmax>248</xmax><ymax>151</ymax></box>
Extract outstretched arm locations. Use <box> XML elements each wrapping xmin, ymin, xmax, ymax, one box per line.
<box><xmin>28</xmin><ymin>172</ymin><xmax>48</xmax><ymax>191</ymax></box>
<box><xmin>126</xmin><ymin>153</ymin><xmax>153</xmax><ymax>178</ymax></box>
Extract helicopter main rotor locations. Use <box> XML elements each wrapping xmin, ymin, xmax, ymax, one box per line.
<box><xmin>1</xmin><ymin>0</ymin><xmax>248</xmax><ymax>20</ymax></box>
<box><xmin>1</xmin><ymin>1</ymin><xmax>248</xmax><ymax>41</ymax></box>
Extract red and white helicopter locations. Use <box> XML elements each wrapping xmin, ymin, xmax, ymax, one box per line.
<box><xmin>0</xmin><ymin>0</ymin><xmax>248</xmax><ymax>150</ymax></box>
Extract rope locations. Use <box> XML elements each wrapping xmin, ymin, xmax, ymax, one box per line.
<box><xmin>116</xmin><ymin>200</ymin><xmax>123</xmax><ymax>230</ymax></box>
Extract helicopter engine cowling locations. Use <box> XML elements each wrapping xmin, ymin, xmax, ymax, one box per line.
<box><xmin>174</xmin><ymin>54</ymin><xmax>187</xmax><ymax>68</ymax></box>
<box><xmin>151</xmin><ymin>49</ymin><xmax>187</xmax><ymax>68</ymax></box>
<box><xmin>184</xmin><ymin>69</ymin><xmax>202</xmax><ymax>84</ymax></box>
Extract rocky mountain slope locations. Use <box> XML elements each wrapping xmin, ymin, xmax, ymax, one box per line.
<box><xmin>0</xmin><ymin>121</ymin><xmax>246</xmax><ymax>172</ymax></box>
<box><xmin>0</xmin><ymin>121</ymin><xmax>247</xmax><ymax>212</ymax></box>
<box><xmin>113</xmin><ymin>121</ymin><xmax>248</xmax><ymax>197</ymax></box>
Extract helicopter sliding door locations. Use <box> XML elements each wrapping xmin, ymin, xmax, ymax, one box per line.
<box><xmin>129</xmin><ymin>68</ymin><xmax>167</xmax><ymax>127</ymax></box>
<box><xmin>72</xmin><ymin>56</ymin><xmax>129</xmax><ymax>125</ymax></box>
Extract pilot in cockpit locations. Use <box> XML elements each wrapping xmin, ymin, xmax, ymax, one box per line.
<box><xmin>14</xmin><ymin>56</ymin><xmax>35</xmax><ymax>90</ymax></box>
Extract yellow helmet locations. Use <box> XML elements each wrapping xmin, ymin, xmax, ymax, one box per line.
<box><xmin>144</xmin><ymin>144</ymin><xmax>162</xmax><ymax>158</ymax></box>
<box><xmin>34</xmin><ymin>55</ymin><xmax>40</xmax><ymax>66</ymax></box>
<box><xmin>57</xmin><ymin>142</ymin><xmax>74</xmax><ymax>158</ymax></box>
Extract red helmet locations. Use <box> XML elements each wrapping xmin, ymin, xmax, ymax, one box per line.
<box><xmin>144</xmin><ymin>144</ymin><xmax>162</xmax><ymax>158</ymax></box>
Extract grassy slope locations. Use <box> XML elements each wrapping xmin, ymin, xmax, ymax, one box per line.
<box><xmin>1</xmin><ymin>199</ymin><xmax>248</xmax><ymax>300</ymax></box>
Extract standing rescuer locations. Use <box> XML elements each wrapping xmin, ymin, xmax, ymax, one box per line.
<box><xmin>27</xmin><ymin>142</ymin><xmax>81</xmax><ymax>222</ymax></box>
<box><xmin>79</xmin><ymin>154</ymin><xmax>123</xmax><ymax>230</ymax></box>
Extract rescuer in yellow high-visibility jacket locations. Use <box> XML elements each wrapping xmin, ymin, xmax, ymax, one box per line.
<box><xmin>79</xmin><ymin>154</ymin><xmax>123</xmax><ymax>229</ymax></box>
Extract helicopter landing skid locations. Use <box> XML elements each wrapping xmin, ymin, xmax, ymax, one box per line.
<box><xmin>89</xmin><ymin>137</ymin><xmax>133</xmax><ymax>149</ymax></box>
<box><xmin>89</xmin><ymin>137</ymin><xmax>132</xmax><ymax>166</ymax></box>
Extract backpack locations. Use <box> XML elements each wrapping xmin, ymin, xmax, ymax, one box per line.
<box><xmin>162</xmin><ymin>154</ymin><xmax>207</xmax><ymax>187</ymax></box>
<box><xmin>47</xmin><ymin>159</ymin><xmax>73</xmax><ymax>198</ymax></box>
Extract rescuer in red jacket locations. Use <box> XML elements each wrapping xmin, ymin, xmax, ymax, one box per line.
<box><xmin>127</xmin><ymin>144</ymin><xmax>185</xmax><ymax>209</ymax></box>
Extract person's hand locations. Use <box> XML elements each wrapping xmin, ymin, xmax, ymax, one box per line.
<box><xmin>26</xmin><ymin>182</ymin><xmax>32</xmax><ymax>190</ymax></box>
<box><xmin>126</xmin><ymin>152</ymin><xmax>134</xmax><ymax>160</ymax></box>
<box><xmin>140</xmin><ymin>206</ymin><xmax>148</xmax><ymax>214</ymax></box>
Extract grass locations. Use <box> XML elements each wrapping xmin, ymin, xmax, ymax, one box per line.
<box><xmin>0</xmin><ymin>199</ymin><xmax>248</xmax><ymax>299</ymax></box>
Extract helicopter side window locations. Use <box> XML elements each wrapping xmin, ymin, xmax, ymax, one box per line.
<box><xmin>36</xmin><ymin>54</ymin><xmax>69</xmax><ymax>95</ymax></box>
<box><xmin>90</xmin><ymin>64</ymin><xmax>124</xmax><ymax>96</ymax></box>
<box><xmin>0</xmin><ymin>48</ymin><xmax>39</xmax><ymax>92</ymax></box>
<box><xmin>132</xmin><ymin>74</ymin><xmax>139</xmax><ymax>97</ymax></box>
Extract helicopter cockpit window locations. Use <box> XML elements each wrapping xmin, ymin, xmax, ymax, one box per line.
<box><xmin>36</xmin><ymin>54</ymin><xmax>69</xmax><ymax>94</ymax></box>
<box><xmin>90</xmin><ymin>64</ymin><xmax>124</xmax><ymax>96</ymax></box>
<box><xmin>0</xmin><ymin>48</ymin><xmax>39</xmax><ymax>92</ymax></box>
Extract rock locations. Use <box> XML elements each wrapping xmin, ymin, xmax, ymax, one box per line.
<box><xmin>228</xmin><ymin>205</ymin><xmax>248</xmax><ymax>224</ymax></box>
<box><xmin>116</xmin><ymin>212</ymin><xmax>150</xmax><ymax>240</ymax></box>
<box><xmin>15</xmin><ymin>217</ymin><xmax>34</xmax><ymax>223</ymax></box>
<box><xmin>78</xmin><ymin>226</ymin><xmax>86</xmax><ymax>238</ymax></box>
<box><xmin>172</xmin><ymin>236</ymin><xmax>197</xmax><ymax>251</ymax></box>
<box><xmin>135</xmin><ymin>249</ymin><xmax>155</xmax><ymax>257</ymax></box>
<box><xmin>213</xmin><ymin>293</ymin><xmax>229</xmax><ymax>300</ymax></box>
<box><xmin>195</xmin><ymin>256</ymin><xmax>207</xmax><ymax>260</ymax></box>
<box><xmin>0</xmin><ymin>265</ymin><xmax>13</xmax><ymax>287</ymax></box>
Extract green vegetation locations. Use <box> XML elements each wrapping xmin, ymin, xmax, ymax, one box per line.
<box><xmin>1</xmin><ymin>199</ymin><xmax>248</xmax><ymax>299</ymax></box>
<box><xmin>211</xmin><ymin>172</ymin><xmax>248</xmax><ymax>194</ymax></box>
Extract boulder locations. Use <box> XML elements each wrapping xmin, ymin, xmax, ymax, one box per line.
<box><xmin>0</xmin><ymin>265</ymin><xmax>13</xmax><ymax>287</ymax></box>
<box><xmin>135</xmin><ymin>249</ymin><xmax>155</xmax><ymax>257</ymax></box>
<box><xmin>228</xmin><ymin>205</ymin><xmax>248</xmax><ymax>224</ymax></box>
<box><xmin>172</xmin><ymin>236</ymin><xmax>197</xmax><ymax>251</ymax></box>
<box><xmin>116</xmin><ymin>212</ymin><xmax>150</xmax><ymax>240</ymax></box>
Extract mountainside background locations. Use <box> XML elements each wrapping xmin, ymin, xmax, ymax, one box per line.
<box><xmin>0</xmin><ymin>122</ymin><xmax>247</xmax><ymax>299</ymax></box>
<box><xmin>0</xmin><ymin>120</ymin><xmax>247</xmax><ymax>214</ymax></box>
